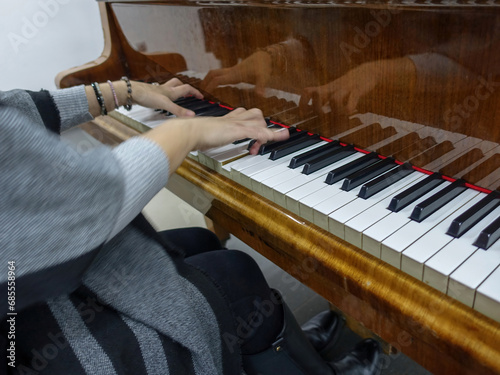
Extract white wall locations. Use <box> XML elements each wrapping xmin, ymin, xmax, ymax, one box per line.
<box><xmin>0</xmin><ymin>0</ymin><xmax>104</xmax><ymax>91</ymax></box>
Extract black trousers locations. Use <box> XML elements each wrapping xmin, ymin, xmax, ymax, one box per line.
<box><xmin>158</xmin><ymin>227</ymin><xmax>283</xmax><ymax>355</ymax></box>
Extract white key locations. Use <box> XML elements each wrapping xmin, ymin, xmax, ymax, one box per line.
<box><xmin>251</xmin><ymin>144</ymin><xmax>333</xmax><ymax>198</ymax></box>
<box><xmin>328</xmin><ymin>171</ymin><xmax>421</xmax><ymax>239</ymax></box>
<box><xmin>474</xmin><ymin>265</ymin><xmax>500</xmax><ymax>322</ymax></box>
<box><xmin>238</xmin><ymin>143</ymin><xmax>325</xmax><ymax>190</ymax></box>
<box><xmin>226</xmin><ymin>153</ymin><xmax>273</xmax><ymax>181</ymax></box>
<box><xmin>343</xmin><ymin>173</ymin><xmax>436</xmax><ymax>255</ymax></box>
<box><xmin>220</xmin><ymin>153</ymin><xmax>257</xmax><ymax>177</ymax></box>
<box><xmin>400</xmin><ymin>192</ymin><xmax>484</xmax><ymax>280</ymax></box>
<box><xmin>448</xmin><ymin>232</ymin><xmax>500</xmax><ymax>307</ymax></box>
<box><xmin>300</xmin><ymin>185</ymin><xmax>343</xmax><ymax>224</ymax></box>
<box><xmin>312</xmin><ymin>186</ymin><xmax>370</xmax><ymax>232</ymax></box>
<box><xmin>270</xmin><ymin>150</ymin><xmax>364</xmax><ymax>206</ymax></box>
<box><xmin>423</xmin><ymin>198</ymin><xmax>500</xmax><ymax>294</ymax></box>
<box><xmin>285</xmin><ymin>154</ymin><xmax>363</xmax><ymax>215</ymax></box>
<box><xmin>210</xmin><ymin>146</ymin><xmax>249</xmax><ymax>172</ymax></box>
<box><xmin>380</xmin><ymin>185</ymin><xmax>478</xmax><ymax>269</ymax></box>
<box><xmin>198</xmin><ymin>140</ymin><xmax>251</xmax><ymax>169</ymax></box>
<box><xmin>359</xmin><ymin>178</ymin><xmax>451</xmax><ymax>258</ymax></box>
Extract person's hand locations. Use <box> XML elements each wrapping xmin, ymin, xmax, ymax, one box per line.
<box><xmin>299</xmin><ymin>62</ymin><xmax>381</xmax><ymax>116</ymax></box>
<box><xmin>200</xmin><ymin>51</ymin><xmax>273</xmax><ymax>96</ymax></box>
<box><xmin>188</xmin><ymin>107</ymin><xmax>289</xmax><ymax>154</ymax></box>
<box><xmin>142</xmin><ymin>107</ymin><xmax>290</xmax><ymax>175</ymax></box>
<box><xmin>132</xmin><ymin>78</ymin><xmax>204</xmax><ymax>117</ymax></box>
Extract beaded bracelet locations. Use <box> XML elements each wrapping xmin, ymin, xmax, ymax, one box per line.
<box><xmin>121</xmin><ymin>76</ymin><xmax>133</xmax><ymax>111</ymax></box>
<box><xmin>107</xmin><ymin>80</ymin><xmax>120</xmax><ymax>110</ymax></box>
<box><xmin>91</xmin><ymin>82</ymin><xmax>107</xmax><ymax>116</ymax></box>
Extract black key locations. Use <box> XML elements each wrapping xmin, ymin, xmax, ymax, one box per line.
<box><xmin>302</xmin><ymin>145</ymin><xmax>356</xmax><ymax>175</ymax></box>
<box><xmin>473</xmin><ymin>215</ymin><xmax>500</xmax><ymax>250</ymax></box>
<box><xmin>196</xmin><ymin>106</ymin><xmax>231</xmax><ymax>117</ymax></box>
<box><xmin>233</xmin><ymin>138</ymin><xmax>251</xmax><ymax>145</ymax></box>
<box><xmin>185</xmin><ymin>101</ymin><xmax>218</xmax><ymax>113</ymax></box>
<box><xmin>257</xmin><ymin>130</ymin><xmax>307</xmax><ymax>155</ymax></box>
<box><xmin>289</xmin><ymin>140</ymin><xmax>340</xmax><ymax>169</ymax></box>
<box><xmin>358</xmin><ymin>162</ymin><xmax>415</xmax><ymax>199</ymax></box>
<box><xmin>447</xmin><ymin>190</ymin><xmax>500</xmax><ymax>238</ymax></box>
<box><xmin>388</xmin><ymin>172</ymin><xmax>444</xmax><ymax>212</ymax></box>
<box><xmin>341</xmin><ymin>157</ymin><xmax>397</xmax><ymax>192</ymax></box>
<box><xmin>174</xmin><ymin>96</ymin><xmax>202</xmax><ymax>106</ymax></box>
<box><xmin>410</xmin><ymin>179</ymin><xmax>467</xmax><ymax>222</ymax></box>
<box><xmin>325</xmin><ymin>152</ymin><xmax>379</xmax><ymax>185</ymax></box>
<box><xmin>270</xmin><ymin>135</ymin><xmax>322</xmax><ymax>160</ymax></box>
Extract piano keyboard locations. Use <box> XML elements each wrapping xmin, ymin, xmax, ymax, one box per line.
<box><xmin>109</xmin><ymin>95</ymin><xmax>500</xmax><ymax>325</ymax></box>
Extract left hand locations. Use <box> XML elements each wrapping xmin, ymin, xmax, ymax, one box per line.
<box><xmin>132</xmin><ymin>78</ymin><xmax>204</xmax><ymax>117</ymax></box>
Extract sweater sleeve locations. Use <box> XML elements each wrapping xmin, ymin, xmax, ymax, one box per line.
<box><xmin>407</xmin><ymin>52</ymin><xmax>477</xmax><ymax>94</ymax></box>
<box><xmin>0</xmin><ymin>106</ymin><xmax>167</xmax><ymax>313</ymax></box>
<box><xmin>49</xmin><ymin>85</ymin><xmax>93</xmax><ymax>131</ymax></box>
<box><xmin>108</xmin><ymin>137</ymin><xmax>170</xmax><ymax>240</ymax></box>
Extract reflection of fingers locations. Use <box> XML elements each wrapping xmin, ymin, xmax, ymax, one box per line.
<box><xmin>299</xmin><ymin>91</ymin><xmax>312</xmax><ymax>109</ymax></box>
<box><xmin>346</xmin><ymin>93</ymin><xmax>358</xmax><ymax>115</ymax></box>
<box><xmin>312</xmin><ymin>91</ymin><xmax>323</xmax><ymax>114</ymax></box>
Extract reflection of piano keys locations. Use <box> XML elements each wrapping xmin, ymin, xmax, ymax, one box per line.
<box><xmin>110</xmin><ymin>95</ymin><xmax>500</xmax><ymax>325</ymax></box>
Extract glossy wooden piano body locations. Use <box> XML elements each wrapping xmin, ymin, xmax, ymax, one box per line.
<box><xmin>57</xmin><ymin>1</ymin><xmax>500</xmax><ymax>374</ymax></box>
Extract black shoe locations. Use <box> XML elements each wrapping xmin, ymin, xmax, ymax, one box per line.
<box><xmin>301</xmin><ymin>310</ymin><xmax>344</xmax><ymax>358</ymax></box>
<box><xmin>242</xmin><ymin>290</ymin><xmax>381</xmax><ymax>375</ymax></box>
<box><xmin>329</xmin><ymin>338</ymin><xmax>382</xmax><ymax>375</ymax></box>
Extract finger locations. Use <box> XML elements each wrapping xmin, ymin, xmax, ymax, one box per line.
<box><xmin>165</xmin><ymin>102</ymin><xmax>196</xmax><ymax>117</ymax></box>
<box><xmin>172</xmin><ymin>84</ymin><xmax>203</xmax><ymax>100</ymax></box>
<box><xmin>163</xmin><ymin>77</ymin><xmax>183</xmax><ymax>88</ymax></box>
<box><xmin>248</xmin><ymin>127</ymin><xmax>289</xmax><ymax>155</ymax></box>
<box><xmin>223</xmin><ymin>107</ymin><xmax>247</xmax><ymax>118</ymax></box>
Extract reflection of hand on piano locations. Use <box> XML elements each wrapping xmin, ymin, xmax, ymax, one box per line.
<box><xmin>201</xmin><ymin>50</ymin><xmax>273</xmax><ymax>96</ymax></box>
<box><xmin>299</xmin><ymin>57</ymin><xmax>417</xmax><ymax>117</ymax></box>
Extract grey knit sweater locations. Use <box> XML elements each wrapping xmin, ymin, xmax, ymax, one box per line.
<box><xmin>0</xmin><ymin>87</ymin><xmax>241</xmax><ymax>374</ymax></box>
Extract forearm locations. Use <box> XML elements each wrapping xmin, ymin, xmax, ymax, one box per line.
<box><xmin>84</xmin><ymin>80</ymin><xmax>130</xmax><ymax>118</ymax></box>
<box><xmin>140</xmin><ymin>118</ymin><xmax>197</xmax><ymax>176</ymax></box>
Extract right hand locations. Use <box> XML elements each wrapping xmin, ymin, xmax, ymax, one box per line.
<box><xmin>189</xmin><ymin>107</ymin><xmax>289</xmax><ymax>154</ymax></box>
<box><xmin>201</xmin><ymin>51</ymin><xmax>273</xmax><ymax>97</ymax></box>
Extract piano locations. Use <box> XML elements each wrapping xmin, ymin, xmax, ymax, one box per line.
<box><xmin>57</xmin><ymin>1</ymin><xmax>500</xmax><ymax>374</ymax></box>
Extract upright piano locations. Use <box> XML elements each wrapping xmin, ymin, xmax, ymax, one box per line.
<box><xmin>57</xmin><ymin>1</ymin><xmax>500</xmax><ymax>373</ymax></box>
